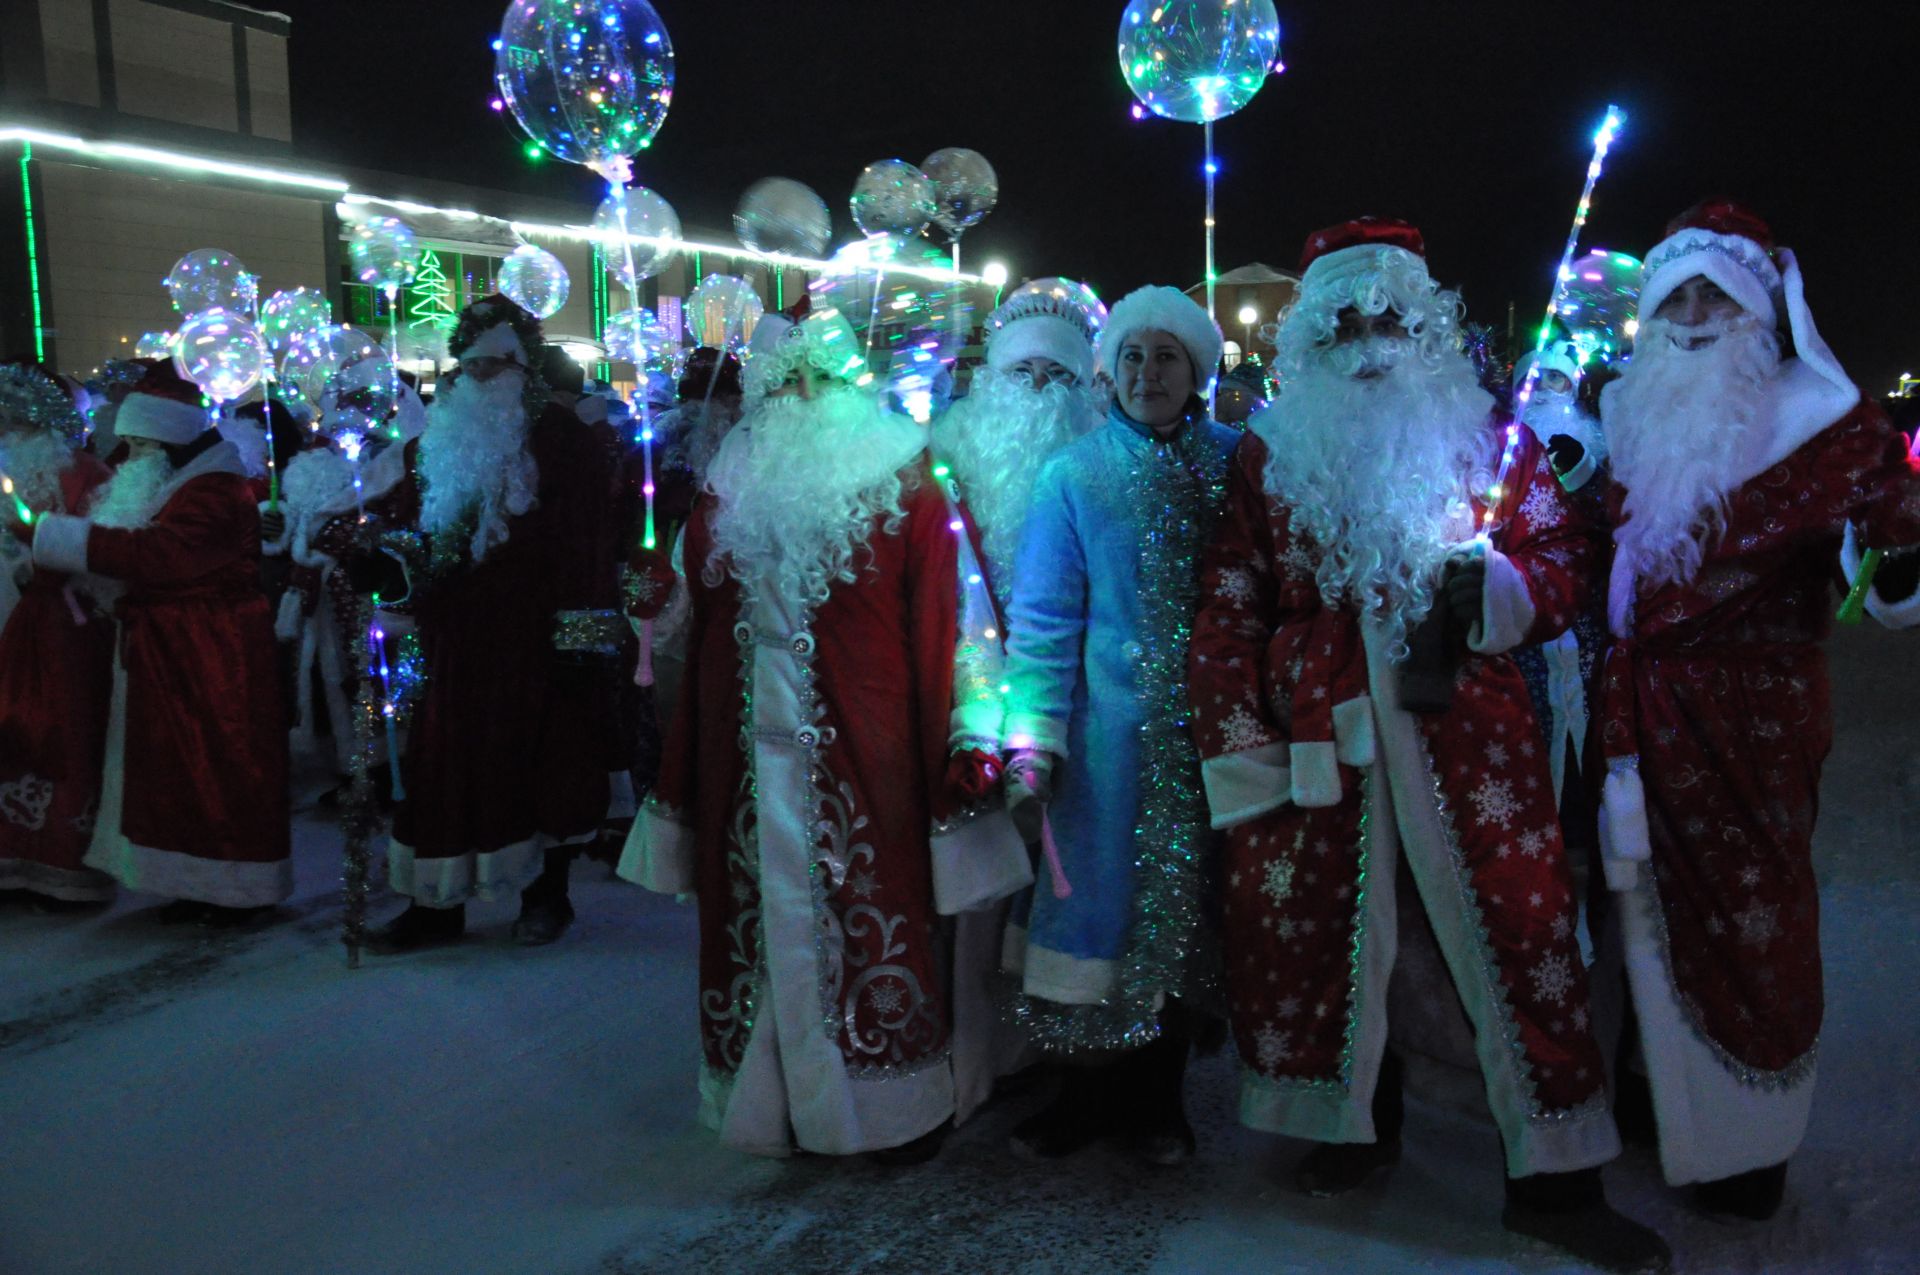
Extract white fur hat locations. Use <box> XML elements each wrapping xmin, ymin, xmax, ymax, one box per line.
<box><xmin>1095</xmin><ymin>285</ymin><xmax>1222</xmax><ymax>386</ymax></box>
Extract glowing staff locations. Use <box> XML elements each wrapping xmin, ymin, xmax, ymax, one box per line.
<box><xmin>248</xmin><ymin>278</ymin><xmax>283</xmax><ymax>513</ymax></box>
<box><xmin>1479</xmin><ymin>105</ymin><xmax>1625</xmax><ymax>543</ymax></box>
<box><xmin>601</xmin><ymin>168</ymin><xmax>659</xmax><ymax>555</ymax></box>
<box><xmin>2</xmin><ymin>474</ymin><xmax>33</xmax><ymax>526</ymax></box>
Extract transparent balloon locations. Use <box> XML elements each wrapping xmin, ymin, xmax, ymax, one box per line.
<box><xmin>348</xmin><ymin>217</ymin><xmax>421</xmax><ymax>292</ymax></box>
<box><xmin>604</xmin><ymin>306</ymin><xmax>675</xmax><ymax>367</ymax></box>
<box><xmin>494</xmin><ymin>0</ymin><xmax>675</xmax><ymax>175</ymax></box>
<box><xmin>685</xmin><ymin>275</ymin><xmax>763</xmax><ymax>351</ymax></box>
<box><xmin>135</xmin><ymin>331</ymin><xmax>178</xmax><ymax>360</ymax></box>
<box><xmin>850</xmin><ymin>160</ymin><xmax>936</xmax><ymax>240</ymax></box>
<box><xmin>921</xmin><ymin>149</ymin><xmax>999</xmax><ymax>238</ymax></box>
<box><xmin>166</xmin><ymin>249</ymin><xmax>258</xmax><ymax>316</ymax></box>
<box><xmin>282</xmin><ymin>325</ymin><xmax>383</xmax><ymax>411</ymax></box>
<box><xmin>258</xmin><ymin>287</ymin><xmax>335</xmax><ymax>355</ymax></box>
<box><xmin>498</xmin><ymin>244</ymin><xmax>571</xmax><ymax>319</ymax></box>
<box><xmin>173</xmin><ymin>309</ymin><xmax>267</xmax><ymax>403</ymax></box>
<box><xmin>316</xmin><ymin>344</ymin><xmax>402</xmax><ymax>444</ymax></box>
<box><xmin>734</xmin><ymin>177</ymin><xmax>831</xmax><ymax>259</ymax></box>
<box><xmin>593</xmin><ymin>184</ymin><xmax>679</xmax><ymax>287</ymax></box>
<box><xmin>1118</xmin><ymin>0</ymin><xmax>1282</xmax><ymax>124</ymax></box>
<box><xmin>989</xmin><ymin>276</ymin><xmax>1109</xmax><ymax>342</ymax></box>
<box><xmin>1555</xmin><ymin>248</ymin><xmax>1642</xmax><ymax>362</ymax></box>
<box><xmin>809</xmin><ymin>239</ymin><xmax>973</xmax><ymax>392</ymax></box>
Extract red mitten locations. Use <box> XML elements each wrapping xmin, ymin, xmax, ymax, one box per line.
<box><xmin>944</xmin><ymin>748</ymin><xmax>1001</xmax><ymax>805</ymax></box>
<box><xmin>625</xmin><ymin>546</ymin><xmax>678</xmax><ymax>621</ymax></box>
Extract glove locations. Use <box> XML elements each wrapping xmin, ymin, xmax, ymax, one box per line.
<box><xmin>1004</xmin><ymin>749</ymin><xmax>1054</xmax><ymax>844</ymax></box>
<box><xmin>945</xmin><ymin>748</ymin><xmax>1001</xmax><ymax>805</ymax></box>
<box><xmin>259</xmin><ymin>509</ymin><xmax>287</xmax><ymax>545</ymax></box>
<box><xmin>4</xmin><ymin>508</ymin><xmax>32</xmax><ymax>544</ymax></box>
<box><xmin>1545</xmin><ymin>433</ymin><xmax>1586</xmax><ymax>477</ymax></box>
<box><xmin>1440</xmin><ymin>548</ymin><xmax>1486</xmax><ymax>630</ymax></box>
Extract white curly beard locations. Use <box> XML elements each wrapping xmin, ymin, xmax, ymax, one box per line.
<box><xmin>1252</xmin><ymin>349</ymin><xmax>1493</xmax><ymax>656</ymax></box>
<box><xmin>1605</xmin><ymin>313</ymin><xmax>1782</xmax><ymax>590</ymax></box>
<box><xmin>704</xmin><ymin>386</ymin><xmax>922</xmax><ymax>610</ymax></box>
<box><xmin>88</xmin><ymin>452</ymin><xmax>173</xmax><ymax>529</ymax></box>
<box><xmin>418</xmin><ymin>371</ymin><xmax>538</xmax><ymax>564</ymax></box>
<box><xmin>932</xmin><ymin>368</ymin><xmax>1100</xmax><ymax>604</ymax></box>
<box><xmin>0</xmin><ymin>430</ymin><xmax>74</xmax><ymax>515</ymax></box>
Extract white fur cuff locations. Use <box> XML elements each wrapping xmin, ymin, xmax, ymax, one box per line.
<box><xmin>1332</xmin><ymin>696</ymin><xmax>1375</xmax><ymax>766</ymax></box>
<box><xmin>1290</xmin><ymin>739</ymin><xmax>1342</xmax><ymax>809</ymax></box>
<box><xmin>1469</xmin><ymin>546</ymin><xmax>1537</xmax><ymax>655</ymax></box>
<box><xmin>1599</xmin><ymin>758</ymin><xmax>1652</xmax><ymax>893</ymax></box>
<box><xmin>1202</xmin><ymin>744</ymin><xmax>1291</xmax><ymax>829</ymax></box>
<box><xmin>930</xmin><ymin>808</ymin><xmax>1033</xmax><ymax>915</ymax></box>
<box><xmin>1840</xmin><ymin>523</ymin><xmax>1920</xmax><ymax>629</ymax></box>
<box><xmin>618</xmin><ymin>802</ymin><xmax>695</xmax><ymax>894</ymax></box>
<box><xmin>31</xmin><ymin>513</ymin><xmax>92</xmax><ymax>575</ymax></box>
<box><xmin>1001</xmin><ymin>710</ymin><xmax>1069</xmax><ymax>759</ymax></box>
<box><xmin>1555</xmin><ymin>449</ymin><xmax>1599</xmax><ymax>492</ymax></box>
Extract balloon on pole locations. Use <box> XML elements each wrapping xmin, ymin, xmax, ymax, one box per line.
<box><xmin>347</xmin><ymin>218</ymin><xmax>421</xmax><ymax>292</ymax></box>
<box><xmin>166</xmin><ymin>249</ymin><xmax>259</xmax><ymax>316</ymax></box>
<box><xmin>850</xmin><ymin>160</ymin><xmax>936</xmax><ymax>240</ymax></box>
<box><xmin>259</xmin><ymin>287</ymin><xmax>335</xmax><ymax>355</ymax></box>
<box><xmin>921</xmin><ymin>148</ymin><xmax>998</xmax><ymax>273</ymax></box>
<box><xmin>1117</xmin><ymin>0</ymin><xmax>1282</xmax><ymax>324</ymax></box>
<box><xmin>493</xmin><ymin>0</ymin><xmax>675</xmax><ymax>177</ymax></box>
<box><xmin>173</xmin><ymin>309</ymin><xmax>267</xmax><ymax>404</ymax></box>
<box><xmin>734</xmin><ymin>177</ymin><xmax>831</xmax><ymax>259</ymax></box>
<box><xmin>592</xmin><ymin>184</ymin><xmax>680</xmax><ymax>286</ymax></box>
<box><xmin>135</xmin><ymin>331</ymin><xmax>178</xmax><ymax>360</ymax></box>
<box><xmin>686</xmin><ymin>275</ymin><xmax>763</xmax><ymax>351</ymax></box>
<box><xmin>499</xmin><ymin>243</ymin><xmax>572</xmax><ymax>319</ymax></box>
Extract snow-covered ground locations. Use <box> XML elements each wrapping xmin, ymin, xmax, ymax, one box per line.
<box><xmin>2</xmin><ymin>624</ymin><xmax>1916</xmax><ymax>1275</ymax></box>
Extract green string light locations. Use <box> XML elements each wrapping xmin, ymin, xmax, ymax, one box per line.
<box><xmin>19</xmin><ymin>142</ymin><xmax>46</xmax><ymax>363</ymax></box>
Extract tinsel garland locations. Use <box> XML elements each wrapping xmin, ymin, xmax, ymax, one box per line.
<box><xmin>0</xmin><ymin>364</ymin><xmax>85</xmax><ymax>445</ymax></box>
<box><xmin>1007</xmin><ymin>421</ymin><xmax>1231</xmax><ymax>1053</ymax></box>
<box><xmin>340</xmin><ymin>590</ymin><xmax>382</xmax><ymax>967</ymax></box>
<box><xmin>1461</xmin><ymin>322</ymin><xmax>1513</xmax><ymax>416</ymax></box>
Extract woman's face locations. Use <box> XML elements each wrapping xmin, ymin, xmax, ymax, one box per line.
<box><xmin>1114</xmin><ymin>330</ymin><xmax>1194</xmax><ymax>429</ymax></box>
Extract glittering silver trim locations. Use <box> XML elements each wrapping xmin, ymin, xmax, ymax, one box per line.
<box><xmin>1418</xmin><ymin>735</ymin><xmax>1611</xmax><ymax>1125</ymax></box>
<box><xmin>550</xmin><ymin>607</ymin><xmax>625</xmax><ymax>656</ymax></box>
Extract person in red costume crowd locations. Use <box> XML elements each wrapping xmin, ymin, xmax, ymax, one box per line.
<box><xmin>618</xmin><ymin>307</ymin><xmax>1028</xmax><ymax>1162</ymax></box>
<box><xmin>1582</xmin><ymin>200</ymin><xmax>1920</xmax><ymax>1221</ymax></box>
<box><xmin>1189</xmin><ymin>219</ymin><xmax>1668</xmax><ymax>1272</ymax></box>
<box><xmin>0</xmin><ymin>364</ymin><xmax>115</xmax><ymax>908</ymax></box>
<box><xmin>15</xmin><ymin>363</ymin><xmax>288</xmax><ymax>924</ymax></box>
<box><xmin>366</xmin><ymin>295</ymin><xmax>622</xmax><ymax>953</ymax></box>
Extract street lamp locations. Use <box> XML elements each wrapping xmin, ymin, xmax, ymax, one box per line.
<box><xmin>983</xmin><ymin>261</ymin><xmax>1009</xmax><ymax>305</ymax></box>
<box><xmin>1238</xmin><ymin>303</ymin><xmax>1259</xmax><ymax>358</ymax></box>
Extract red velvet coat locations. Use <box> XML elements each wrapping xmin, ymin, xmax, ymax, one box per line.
<box><xmin>388</xmin><ymin>408</ymin><xmax>622</xmax><ymax>903</ymax></box>
<box><xmin>0</xmin><ymin>454</ymin><xmax>115</xmax><ymax>900</ymax></box>
<box><xmin>650</xmin><ymin>460</ymin><xmax>988</xmax><ymax>1083</ymax></box>
<box><xmin>1191</xmin><ymin>431</ymin><xmax>1616</xmax><ymax>1147</ymax></box>
<box><xmin>1599</xmin><ymin>401</ymin><xmax>1920</xmax><ymax>1074</ymax></box>
<box><xmin>76</xmin><ymin>456</ymin><xmax>290</xmax><ymax>904</ymax></box>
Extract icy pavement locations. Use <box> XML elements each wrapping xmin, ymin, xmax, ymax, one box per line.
<box><xmin>2</xmin><ymin>625</ymin><xmax>1917</xmax><ymax>1275</ymax></box>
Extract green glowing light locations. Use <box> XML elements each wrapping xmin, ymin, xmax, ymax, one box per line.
<box><xmin>19</xmin><ymin>142</ymin><xmax>45</xmax><ymax>362</ymax></box>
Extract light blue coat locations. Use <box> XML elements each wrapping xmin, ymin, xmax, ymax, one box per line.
<box><xmin>1001</xmin><ymin>405</ymin><xmax>1238</xmax><ymax>1050</ymax></box>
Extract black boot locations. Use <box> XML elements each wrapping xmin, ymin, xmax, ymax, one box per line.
<box><xmin>1504</xmin><ymin>1168</ymin><xmax>1672</xmax><ymax>1273</ymax></box>
<box><xmin>366</xmin><ymin>902</ymin><xmax>466</xmax><ymax>954</ymax></box>
<box><xmin>1295</xmin><ymin>1050</ymin><xmax>1404</xmax><ymax>1196</ymax></box>
<box><xmin>513</xmin><ymin>849</ymin><xmax>576</xmax><ymax>946</ymax></box>
<box><xmin>1129</xmin><ymin>1009</ymin><xmax>1197</xmax><ymax>1166</ymax></box>
<box><xmin>1693</xmin><ymin>1161</ymin><xmax>1787</xmax><ymax>1221</ymax></box>
<box><xmin>1614</xmin><ymin>1067</ymin><xmax>1658</xmax><ymax>1148</ymax></box>
<box><xmin>1011</xmin><ymin>1064</ymin><xmax>1114</xmax><ymax>1159</ymax></box>
<box><xmin>197</xmin><ymin>903</ymin><xmax>278</xmax><ymax>930</ymax></box>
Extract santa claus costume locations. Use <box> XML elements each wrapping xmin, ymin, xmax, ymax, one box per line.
<box><xmin>27</xmin><ymin>366</ymin><xmax>289</xmax><ymax>921</ymax></box>
<box><xmin>369</xmin><ymin>296</ymin><xmax>621</xmax><ymax>952</ymax></box>
<box><xmin>1189</xmin><ymin>220</ymin><xmax>1667</xmax><ymax>1272</ymax></box>
<box><xmin>1591</xmin><ymin>201</ymin><xmax>1920</xmax><ymax>1219</ymax></box>
<box><xmin>932</xmin><ymin>279</ymin><xmax>1105</xmax><ymax>613</ymax></box>
<box><xmin>619</xmin><ymin>308</ymin><xmax>1028</xmax><ymax>1160</ymax></box>
<box><xmin>0</xmin><ymin>365</ymin><xmax>115</xmax><ymax>905</ymax></box>
<box><xmin>996</xmin><ymin>285</ymin><xmax>1239</xmax><ymax>1166</ymax></box>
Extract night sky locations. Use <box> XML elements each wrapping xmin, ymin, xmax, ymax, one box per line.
<box><xmin>280</xmin><ymin>0</ymin><xmax>1920</xmax><ymax>392</ymax></box>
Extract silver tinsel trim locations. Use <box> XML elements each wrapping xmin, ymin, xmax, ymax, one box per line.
<box><xmin>551</xmin><ymin>607</ymin><xmax>625</xmax><ymax>657</ymax></box>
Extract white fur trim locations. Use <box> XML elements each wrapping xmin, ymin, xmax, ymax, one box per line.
<box><xmin>388</xmin><ymin>827</ymin><xmax>593</xmax><ymax>908</ymax></box>
<box><xmin>114</xmin><ymin>393</ymin><xmax>208</xmax><ymax>445</ymax></box>
<box><xmin>1095</xmin><ymin>285</ymin><xmax>1222</xmax><ymax>386</ymax></box>
<box><xmin>461</xmin><ymin>321</ymin><xmax>529</xmax><ymax>364</ymax></box>
<box><xmin>1333</xmin><ymin>695</ymin><xmax>1375</xmax><ymax>767</ymax></box>
<box><xmin>1467</xmin><ymin>545</ymin><xmax>1537</xmax><ymax>656</ymax></box>
<box><xmin>618</xmin><ymin>801</ymin><xmax>694</xmax><ymax>894</ymax></box>
<box><xmin>273</xmin><ymin>587</ymin><xmax>306</xmax><ymax>643</ymax></box>
<box><xmin>1555</xmin><ymin>449</ymin><xmax>1599</xmax><ymax>492</ymax></box>
<box><xmin>1290</xmin><ymin>739</ymin><xmax>1342</xmax><ymax>809</ymax></box>
<box><xmin>1841</xmin><ymin>523</ymin><xmax>1920</xmax><ymax>629</ymax></box>
<box><xmin>930</xmin><ymin>807</ymin><xmax>1032</xmax><ymax>915</ymax></box>
<box><xmin>1019</xmin><ymin>942</ymin><xmax>1117</xmax><ymax>1005</ymax></box>
<box><xmin>1201</xmin><ymin>743</ymin><xmax>1291</xmax><ymax>829</ymax></box>
<box><xmin>988</xmin><ymin>314</ymin><xmax>1094</xmax><ymax>383</ymax></box>
<box><xmin>30</xmin><ymin>512</ymin><xmax>91</xmax><ymax>574</ymax></box>
<box><xmin>1001</xmin><ymin>710</ymin><xmax>1069</xmax><ymax>759</ymax></box>
<box><xmin>87</xmin><ymin>836</ymin><xmax>292</xmax><ymax>908</ymax></box>
<box><xmin>1599</xmin><ymin>761</ymin><xmax>1652</xmax><ymax>892</ymax></box>
<box><xmin>1616</xmin><ymin>878</ymin><xmax>1815</xmax><ymax>1183</ymax></box>
<box><xmin>1639</xmin><ymin>228</ymin><xmax>1779</xmax><ymax>330</ymax></box>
